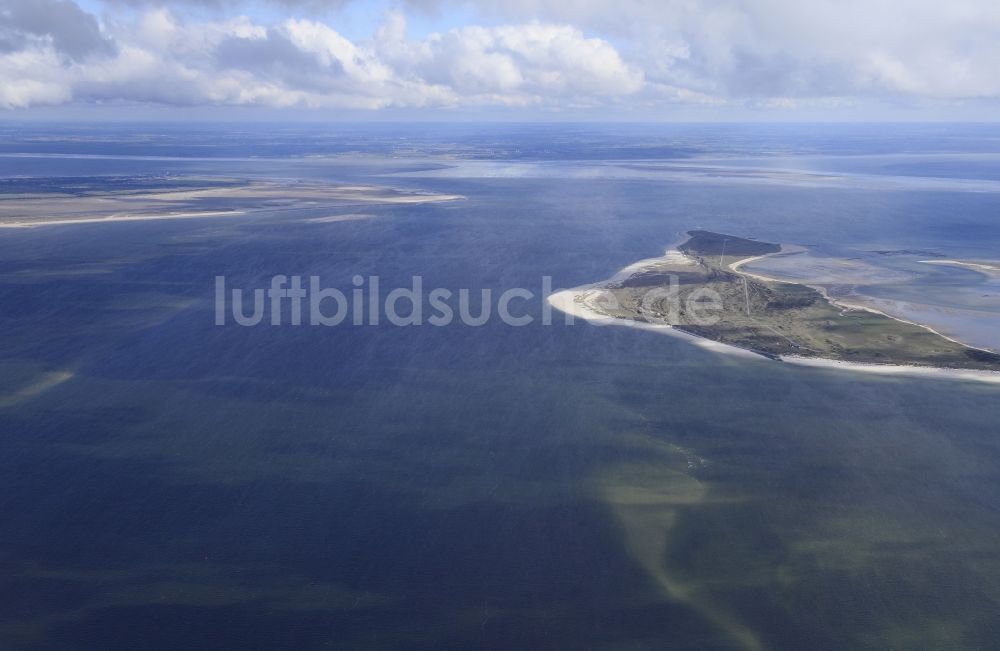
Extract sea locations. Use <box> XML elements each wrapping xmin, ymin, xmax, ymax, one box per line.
<box><xmin>1</xmin><ymin>122</ymin><xmax>999</xmax><ymax>650</ymax></box>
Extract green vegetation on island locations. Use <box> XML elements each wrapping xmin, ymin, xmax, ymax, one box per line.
<box><xmin>596</xmin><ymin>231</ymin><xmax>1000</xmax><ymax>371</ymax></box>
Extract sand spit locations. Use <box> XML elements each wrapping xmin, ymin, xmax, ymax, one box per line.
<box><xmin>0</xmin><ymin>210</ymin><xmax>247</xmax><ymax>228</ymax></box>
<box><xmin>549</xmin><ymin>285</ymin><xmax>764</xmax><ymax>360</ymax></box>
<box><xmin>781</xmin><ymin>356</ymin><xmax>1000</xmax><ymax>383</ymax></box>
<box><xmin>0</xmin><ymin>180</ymin><xmax>463</xmax><ymax>228</ymax></box>
<box><xmin>546</xmin><ymin>245</ymin><xmax>762</xmax><ymax>361</ymax></box>
<box><xmin>920</xmin><ymin>259</ymin><xmax>1000</xmax><ymax>277</ymax></box>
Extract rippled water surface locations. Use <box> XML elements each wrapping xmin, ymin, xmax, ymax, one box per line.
<box><xmin>1</xmin><ymin>124</ymin><xmax>999</xmax><ymax>650</ymax></box>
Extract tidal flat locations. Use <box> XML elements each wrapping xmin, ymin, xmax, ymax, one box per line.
<box><xmin>0</xmin><ymin>177</ymin><xmax>462</xmax><ymax>228</ymax></box>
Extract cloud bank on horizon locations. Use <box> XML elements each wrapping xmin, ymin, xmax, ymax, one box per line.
<box><xmin>2</xmin><ymin>0</ymin><xmax>999</xmax><ymax>116</ymax></box>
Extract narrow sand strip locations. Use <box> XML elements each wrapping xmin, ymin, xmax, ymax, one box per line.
<box><xmin>0</xmin><ymin>210</ymin><xmax>246</xmax><ymax>228</ymax></box>
<box><xmin>781</xmin><ymin>356</ymin><xmax>1000</xmax><ymax>383</ymax></box>
<box><xmin>305</xmin><ymin>214</ymin><xmax>375</xmax><ymax>223</ymax></box>
<box><xmin>920</xmin><ymin>259</ymin><xmax>1000</xmax><ymax>276</ymax></box>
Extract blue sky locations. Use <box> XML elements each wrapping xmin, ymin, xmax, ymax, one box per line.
<box><xmin>3</xmin><ymin>0</ymin><xmax>1000</xmax><ymax>121</ymax></box>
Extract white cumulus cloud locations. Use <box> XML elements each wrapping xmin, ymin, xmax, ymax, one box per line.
<box><xmin>2</xmin><ymin>0</ymin><xmax>1000</xmax><ymax>113</ymax></box>
<box><xmin>0</xmin><ymin>4</ymin><xmax>645</xmax><ymax>110</ymax></box>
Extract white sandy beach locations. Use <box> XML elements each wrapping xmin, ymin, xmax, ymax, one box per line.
<box><xmin>546</xmin><ymin>244</ymin><xmax>767</xmax><ymax>361</ymax></box>
<box><xmin>780</xmin><ymin>356</ymin><xmax>1000</xmax><ymax>383</ymax></box>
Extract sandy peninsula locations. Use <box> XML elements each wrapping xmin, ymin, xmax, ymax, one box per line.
<box><xmin>548</xmin><ymin>231</ymin><xmax>1000</xmax><ymax>383</ymax></box>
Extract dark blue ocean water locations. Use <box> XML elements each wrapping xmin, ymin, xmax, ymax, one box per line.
<box><xmin>1</xmin><ymin>124</ymin><xmax>999</xmax><ymax>651</ymax></box>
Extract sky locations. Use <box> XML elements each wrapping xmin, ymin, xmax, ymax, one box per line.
<box><xmin>2</xmin><ymin>0</ymin><xmax>1000</xmax><ymax>121</ymax></box>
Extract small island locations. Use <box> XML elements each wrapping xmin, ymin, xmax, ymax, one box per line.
<box><xmin>569</xmin><ymin>230</ymin><xmax>1000</xmax><ymax>373</ymax></box>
